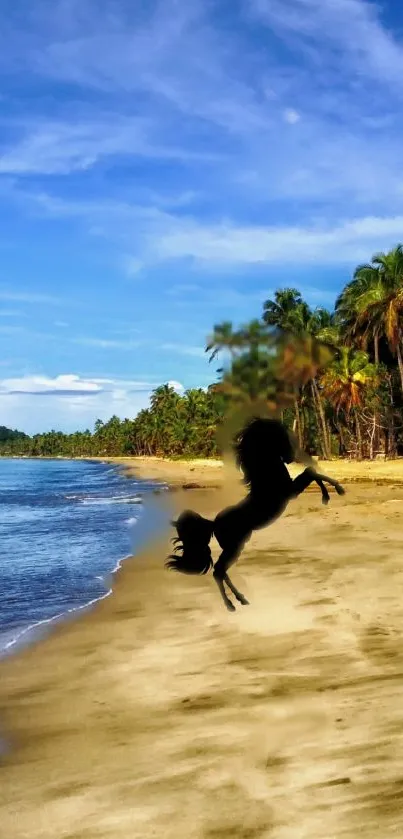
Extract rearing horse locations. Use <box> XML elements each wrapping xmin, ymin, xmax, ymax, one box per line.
<box><xmin>166</xmin><ymin>417</ymin><xmax>345</xmax><ymax>612</ymax></box>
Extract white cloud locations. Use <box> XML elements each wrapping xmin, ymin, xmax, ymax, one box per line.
<box><xmin>167</xmin><ymin>380</ymin><xmax>185</xmax><ymax>393</ymax></box>
<box><xmin>167</xmin><ymin>283</ymin><xmax>202</xmax><ymax>295</ymax></box>
<box><xmin>160</xmin><ymin>343</ymin><xmax>206</xmax><ymax>358</ymax></box>
<box><xmin>26</xmin><ymin>0</ymin><xmax>271</xmax><ymax>138</ymax></box>
<box><xmin>0</xmin><ymin>391</ymin><xmax>151</xmax><ymax>434</ymax></box>
<box><xmin>73</xmin><ymin>337</ymin><xmax>141</xmax><ymax>350</ymax></box>
<box><xmin>17</xmin><ymin>184</ymin><xmax>403</xmax><ymax>267</ymax></box>
<box><xmin>0</xmin><ymin>289</ymin><xmax>62</xmax><ymax>305</ymax></box>
<box><xmin>2</xmin><ymin>0</ymin><xmax>403</xmax><ymax>292</ymax></box>
<box><xmin>0</xmin><ymin>117</ymin><xmax>218</xmax><ymax>176</ymax></box>
<box><xmin>249</xmin><ymin>0</ymin><xmax>403</xmax><ymax>87</ymax></box>
<box><xmin>0</xmin><ymin>308</ymin><xmax>25</xmax><ymax>317</ymax></box>
<box><xmin>0</xmin><ymin>324</ymin><xmax>25</xmax><ymax>335</ymax></box>
<box><xmin>151</xmin><ymin>214</ymin><xmax>403</xmax><ymax>266</ymax></box>
<box><xmin>0</xmin><ymin>373</ymin><xmax>103</xmax><ymax>395</ymax></box>
<box><xmin>0</xmin><ymin>373</ymin><xmax>185</xmax><ymax>433</ymax></box>
<box><xmin>123</xmin><ymin>256</ymin><xmax>144</xmax><ymax>277</ymax></box>
<box><xmin>283</xmin><ymin>108</ymin><xmax>300</xmax><ymax>124</ymax></box>
<box><xmin>1</xmin><ymin>0</ymin><xmax>403</xmax><ymax>279</ymax></box>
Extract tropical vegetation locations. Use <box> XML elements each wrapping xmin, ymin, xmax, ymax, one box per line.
<box><xmin>2</xmin><ymin>245</ymin><xmax>403</xmax><ymax>461</ymax></box>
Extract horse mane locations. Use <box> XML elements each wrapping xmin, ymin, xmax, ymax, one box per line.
<box><xmin>234</xmin><ymin>417</ymin><xmax>294</xmax><ymax>487</ymax></box>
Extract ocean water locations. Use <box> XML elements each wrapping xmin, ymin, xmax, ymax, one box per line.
<box><xmin>0</xmin><ymin>458</ymin><xmax>171</xmax><ymax>657</ymax></box>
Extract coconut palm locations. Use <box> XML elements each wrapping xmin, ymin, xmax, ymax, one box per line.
<box><xmin>205</xmin><ymin>321</ymin><xmax>244</xmax><ymax>363</ymax></box>
<box><xmin>335</xmin><ymin>265</ymin><xmax>382</xmax><ymax>362</ymax></box>
<box><xmin>263</xmin><ymin>288</ymin><xmax>310</xmax><ymax>334</ymax></box>
<box><xmin>320</xmin><ymin>348</ymin><xmax>378</xmax><ymax>459</ymax></box>
<box><xmin>336</xmin><ymin>246</ymin><xmax>403</xmax><ymax>391</ymax></box>
<box><xmin>372</xmin><ymin>246</ymin><xmax>403</xmax><ymax>390</ymax></box>
<box><xmin>263</xmin><ymin>290</ymin><xmax>336</xmax><ymax>456</ymax></box>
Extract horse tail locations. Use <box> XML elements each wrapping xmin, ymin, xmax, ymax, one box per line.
<box><xmin>165</xmin><ymin>510</ymin><xmax>214</xmax><ymax>575</ymax></box>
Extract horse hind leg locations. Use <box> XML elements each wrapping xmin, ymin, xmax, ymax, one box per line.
<box><xmin>213</xmin><ymin>544</ymin><xmax>248</xmax><ymax>612</ymax></box>
<box><xmin>224</xmin><ymin>573</ymin><xmax>249</xmax><ymax>607</ymax></box>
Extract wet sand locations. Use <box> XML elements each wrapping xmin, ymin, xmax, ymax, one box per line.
<box><xmin>1</xmin><ymin>460</ymin><xmax>403</xmax><ymax>837</ymax></box>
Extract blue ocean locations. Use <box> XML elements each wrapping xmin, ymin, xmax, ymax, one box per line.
<box><xmin>0</xmin><ymin>458</ymin><xmax>170</xmax><ymax>657</ymax></box>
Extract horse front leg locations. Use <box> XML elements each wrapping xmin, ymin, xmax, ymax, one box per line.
<box><xmin>292</xmin><ymin>467</ymin><xmax>345</xmax><ymax>503</ymax></box>
<box><xmin>315</xmin><ymin>470</ymin><xmax>345</xmax><ymax>497</ymax></box>
<box><xmin>213</xmin><ymin>545</ymin><xmax>246</xmax><ymax>612</ymax></box>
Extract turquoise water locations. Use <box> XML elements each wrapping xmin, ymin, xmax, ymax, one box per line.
<box><xmin>0</xmin><ymin>458</ymin><xmax>170</xmax><ymax>656</ymax></box>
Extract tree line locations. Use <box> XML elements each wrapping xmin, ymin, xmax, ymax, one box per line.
<box><xmin>2</xmin><ymin>244</ymin><xmax>403</xmax><ymax>460</ymax></box>
<box><xmin>0</xmin><ymin>388</ymin><xmax>225</xmax><ymax>458</ymax></box>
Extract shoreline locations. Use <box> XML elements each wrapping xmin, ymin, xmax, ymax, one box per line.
<box><xmin>2</xmin><ymin>462</ymin><xmax>403</xmax><ymax>835</ymax></box>
<box><xmin>105</xmin><ymin>454</ymin><xmax>403</xmax><ymax>489</ymax></box>
<box><xmin>0</xmin><ymin>551</ymin><xmax>131</xmax><ymax>662</ymax></box>
<box><xmin>3</xmin><ymin>452</ymin><xmax>403</xmax><ymax>487</ymax></box>
<box><xmin>1</xmin><ymin>452</ymin><xmax>403</xmax><ymax>661</ymax></box>
<box><xmin>0</xmin><ymin>460</ymin><xmax>169</xmax><ymax>662</ymax></box>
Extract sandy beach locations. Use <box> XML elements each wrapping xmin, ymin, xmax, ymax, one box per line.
<box><xmin>109</xmin><ymin>453</ymin><xmax>403</xmax><ymax>488</ymax></box>
<box><xmin>2</xmin><ymin>456</ymin><xmax>403</xmax><ymax>837</ymax></box>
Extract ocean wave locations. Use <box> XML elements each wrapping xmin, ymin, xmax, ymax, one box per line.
<box><xmin>81</xmin><ymin>495</ymin><xmax>143</xmax><ymax>506</ymax></box>
<box><xmin>0</xmin><ymin>586</ymin><xmax>114</xmax><ymax>658</ymax></box>
<box><xmin>124</xmin><ymin>516</ymin><xmax>138</xmax><ymax>527</ymax></box>
<box><xmin>64</xmin><ymin>494</ymin><xmax>143</xmax><ymax>505</ymax></box>
<box><xmin>0</xmin><ymin>549</ymin><xmax>135</xmax><ymax>659</ymax></box>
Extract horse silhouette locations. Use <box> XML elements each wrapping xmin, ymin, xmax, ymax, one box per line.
<box><xmin>166</xmin><ymin>417</ymin><xmax>345</xmax><ymax>612</ymax></box>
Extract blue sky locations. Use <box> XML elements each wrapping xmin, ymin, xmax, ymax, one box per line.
<box><xmin>1</xmin><ymin>0</ymin><xmax>403</xmax><ymax>433</ymax></box>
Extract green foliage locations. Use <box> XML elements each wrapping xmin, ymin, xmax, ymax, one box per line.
<box><xmin>0</xmin><ymin>388</ymin><xmax>225</xmax><ymax>459</ymax></box>
<box><xmin>3</xmin><ymin>244</ymin><xmax>403</xmax><ymax>461</ymax></box>
<box><xmin>0</xmin><ymin>426</ymin><xmax>28</xmax><ymax>442</ymax></box>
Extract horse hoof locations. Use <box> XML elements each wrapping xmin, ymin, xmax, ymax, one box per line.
<box><xmin>225</xmin><ymin>600</ymin><xmax>236</xmax><ymax>612</ymax></box>
<box><xmin>238</xmin><ymin>596</ymin><xmax>249</xmax><ymax>606</ymax></box>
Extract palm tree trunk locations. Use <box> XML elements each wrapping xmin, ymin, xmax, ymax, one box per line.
<box><xmin>310</xmin><ymin>381</ymin><xmax>324</xmax><ymax>457</ymax></box>
<box><xmin>374</xmin><ymin>332</ymin><xmax>380</xmax><ymax>365</ymax></box>
<box><xmin>386</xmin><ymin>372</ymin><xmax>396</xmax><ymax>459</ymax></box>
<box><xmin>293</xmin><ymin>396</ymin><xmax>303</xmax><ymax>449</ymax></box>
<box><xmin>311</xmin><ymin>378</ymin><xmax>331</xmax><ymax>459</ymax></box>
<box><xmin>396</xmin><ymin>342</ymin><xmax>403</xmax><ymax>395</ymax></box>
<box><xmin>371</xmin><ymin>331</ymin><xmax>381</xmax><ymax>456</ymax></box>
<box><xmin>337</xmin><ymin>422</ymin><xmax>347</xmax><ymax>457</ymax></box>
<box><xmin>369</xmin><ymin>414</ymin><xmax>376</xmax><ymax>460</ymax></box>
<box><xmin>355</xmin><ymin>413</ymin><xmax>363</xmax><ymax>460</ymax></box>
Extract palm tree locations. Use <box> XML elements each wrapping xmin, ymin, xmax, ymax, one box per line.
<box><xmin>372</xmin><ymin>246</ymin><xmax>403</xmax><ymax>390</ymax></box>
<box><xmin>238</xmin><ymin>318</ymin><xmax>272</xmax><ymax>356</ymax></box>
<box><xmin>206</xmin><ymin>318</ymin><xmax>276</xmax><ymax>413</ymax></box>
<box><xmin>320</xmin><ymin>348</ymin><xmax>378</xmax><ymax>459</ymax></box>
<box><xmin>263</xmin><ymin>288</ymin><xmax>310</xmax><ymax>334</ymax></box>
<box><xmin>336</xmin><ymin>246</ymin><xmax>403</xmax><ymax>392</ymax></box>
<box><xmin>215</xmin><ymin>351</ymin><xmax>280</xmax><ymax>408</ymax></box>
<box><xmin>205</xmin><ymin>321</ymin><xmax>244</xmax><ymax>363</ymax></box>
<box><xmin>335</xmin><ymin>265</ymin><xmax>382</xmax><ymax>363</ymax></box>
<box><xmin>263</xmin><ymin>290</ymin><xmax>336</xmax><ymax>456</ymax></box>
<box><xmin>263</xmin><ymin>289</ymin><xmax>308</xmax><ymax>447</ymax></box>
<box><xmin>150</xmin><ymin>384</ymin><xmax>179</xmax><ymax>412</ymax></box>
